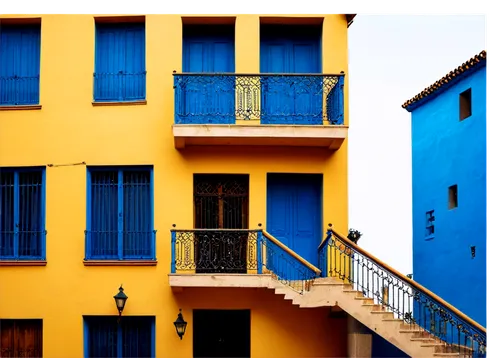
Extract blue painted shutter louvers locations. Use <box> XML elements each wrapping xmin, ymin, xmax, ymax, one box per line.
<box><xmin>94</xmin><ymin>23</ymin><xmax>146</xmax><ymax>102</ymax></box>
<box><xmin>0</xmin><ymin>168</ymin><xmax>45</xmax><ymax>259</ymax></box>
<box><xmin>87</xmin><ymin>167</ymin><xmax>153</xmax><ymax>260</ymax></box>
<box><xmin>85</xmin><ymin>316</ymin><xmax>154</xmax><ymax>358</ymax></box>
<box><xmin>0</xmin><ymin>24</ymin><xmax>41</xmax><ymax>105</ymax></box>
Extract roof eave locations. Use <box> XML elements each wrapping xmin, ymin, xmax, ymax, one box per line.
<box><xmin>346</xmin><ymin>14</ymin><xmax>356</xmax><ymax>28</ymax></box>
<box><xmin>402</xmin><ymin>50</ymin><xmax>486</xmax><ymax>112</ymax></box>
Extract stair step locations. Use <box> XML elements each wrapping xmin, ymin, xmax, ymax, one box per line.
<box><xmin>342</xmin><ymin>290</ymin><xmax>365</xmax><ymax>298</ymax></box>
<box><xmin>410</xmin><ymin>337</ymin><xmax>438</xmax><ymax>342</ymax></box>
<box><xmin>361</xmin><ymin>304</ymin><xmax>384</xmax><ymax>311</ymax></box>
<box><xmin>400</xmin><ymin>330</ymin><xmax>435</xmax><ymax>339</ymax></box>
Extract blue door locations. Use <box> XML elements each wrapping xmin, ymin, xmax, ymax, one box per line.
<box><xmin>181</xmin><ymin>25</ymin><xmax>235</xmax><ymax>124</ymax></box>
<box><xmin>266</xmin><ymin>174</ymin><xmax>322</xmax><ymax>280</ymax></box>
<box><xmin>260</xmin><ymin>25</ymin><xmax>322</xmax><ymax>125</ymax></box>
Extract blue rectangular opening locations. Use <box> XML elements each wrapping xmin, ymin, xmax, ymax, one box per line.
<box><xmin>177</xmin><ymin>24</ymin><xmax>235</xmax><ymax>124</ymax></box>
<box><xmin>85</xmin><ymin>166</ymin><xmax>155</xmax><ymax>260</ymax></box>
<box><xmin>260</xmin><ymin>24</ymin><xmax>323</xmax><ymax>125</ymax></box>
<box><xmin>84</xmin><ymin>316</ymin><xmax>155</xmax><ymax>358</ymax></box>
<box><xmin>0</xmin><ymin>167</ymin><xmax>46</xmax><ymax>260</ymax></box>
<box><xmin>94</xmin><ymin>21</ymin><xmax>146</xmax><ymax>102</ymax></box>
<box><xmin>0</xmin><ymin>23</ymin><xmax>41</xmax><ymax>105</ymax></box>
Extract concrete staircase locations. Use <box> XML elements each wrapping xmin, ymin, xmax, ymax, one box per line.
<box><xmin>269</xmin><ymin>276</ymin><xmax>471</xmax><ymax>358</ymax></box>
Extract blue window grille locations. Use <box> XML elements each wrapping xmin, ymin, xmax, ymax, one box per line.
<box><xmin>93</xmin><ymin>22</ymin><xmax>146</xmax><ymax>102</ymax></box>
<box><xmin>0</xmin><ymin>167</ymin><xmax>46</xmax><ymax>260</ymax></box>
<box><xmin>85</xmin><ymin>166</ymin><xmax>155</xmax><ymax>260</ymax></box>
<box><xmin>84</xmin><ymin>316</ymin><xmax>155</xmax><ymax>358</ymax></box>
<box><xmin>0</xmin><ymin>23</ymin><xmax>41</xmax><ymax>105</ymax></box>
<box><xmin>425</xmin><ymin>209</ymin><xmax>435</xmax><ymax>239</ymax></box>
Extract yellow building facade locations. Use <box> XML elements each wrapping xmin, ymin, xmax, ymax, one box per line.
<box><xmin>0</xmin><ymin>14</ymin><xmax>352</xmax><ymax>358</ymax></box>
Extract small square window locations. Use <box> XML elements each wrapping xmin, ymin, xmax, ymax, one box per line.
<box><xmin>448</xmin><ymin>185</ymin><xmax>458</xmax><ymax>209</ymax></box>
<box><xmin>459</xmin><ymin>88</ymin><xmax>472</xmax><ymax>121</ymax></box>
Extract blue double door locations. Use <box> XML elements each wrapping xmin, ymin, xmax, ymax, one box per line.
<box><xmin>266</xmin><ymin>174</ymin><xmax>322</xmax><ymax>279</ymax></box>
<box><xmin>260</xmin><ymin>24</ymin><xmax>322</xmax><ymax>124</ymax></box>
<box><xmin>181</xmin><ymin>25</ymin><xmax>235</xmax><ymax>124</ymax></box>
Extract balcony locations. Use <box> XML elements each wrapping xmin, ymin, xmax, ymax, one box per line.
<box><xmin>172</xmin><ymin>73</ymin><xmax>347</xmax><ymax>150</ymax></box>
<box><xmin>169</xmin><ymin>228</ymin><xmax>320</xmax><ymax>292</ymax></box>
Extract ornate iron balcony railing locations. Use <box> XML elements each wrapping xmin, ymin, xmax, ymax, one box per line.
<box><xmin>173</xmin><ymin>73</ymin><xmax>344</xmax><ymax>125</ymax></box>
<box><xmin>170</xmin><ymin>227</ymin><xmax>319</xmax><ymax>293</ymax></box>
<box><xmin>318</xmin><ymin>225</ymin><xmax>486</xmax><ymax>358</ymax></box>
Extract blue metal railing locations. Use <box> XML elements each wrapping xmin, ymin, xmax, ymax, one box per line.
<box><xmin>93</xmin><ymin>72</ymin><xmax>146</xmax><ymax>102</ymax></box>
<box><xmin>318</xmin><ymin>226</ymin><xmax>486</xmax><ymax>357</ymax></box>
<box><xmin>0</xmin><ymin>76</ymin><xmax>40</xmax><ymax>105</ymax></box>
<box><xmin>170</xmin><ymin>227</ymin><xmax>320</xmax><ymax>293</ymax></box>
<box><xmin>173</xmin><ymin>73</ymin><xmax>345</xmax><ymax>125</ymax></box>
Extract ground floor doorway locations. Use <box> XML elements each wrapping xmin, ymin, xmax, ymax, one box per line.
<box><xmin>193</xmin><ymin>309</ymin><xmax>251</xmax><ymax>358</ymax></box>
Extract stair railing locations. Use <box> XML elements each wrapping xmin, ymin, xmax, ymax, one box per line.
<box><xmin>318</xmin><ymin>224</ymin><xmax>486</xmax><ymax>358</ymax></box>
<box><xmin>261</xmin><ymin>230</ymin><xmax>321</xmax><ymax>293</ymax></box>
<box><xmin>170</xmin><ymin>225</ymin><xmax>321</xmax><ymax>294</ymax></box>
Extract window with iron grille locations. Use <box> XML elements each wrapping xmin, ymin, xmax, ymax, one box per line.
<box><xmin>84</xmin><ymin>316</ymin><xmax>154</xmax><ymax>358</ymax></box>
<box><xmin>0</xmin><ymin>167</ymin><xmax>46</xmax><ymax>260</ymax></box>
<box><xmin>94</xmin><ymin>21</ymin><xmax>146</xmax><ymax>102</ymax></box>
<box><xmin>0</xmin><ymin>22</ymin><xmax>41</xmax><ymax>106</ymax></box>
<box><xmin>85</xmin><ymin>166</ymin><xmax>154</xmax><ymax>260</ymax></box>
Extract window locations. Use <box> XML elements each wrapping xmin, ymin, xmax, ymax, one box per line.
<box><xmin>93</xmin><ymin>21</ymin><xmax>146</xmax><ymax>102</ymax></box>
<box><xmin>0</xmin><ymin>167</ymin><xmax>46</xmax><ymax>260</ymax></box>
<box><xmin>0</xmin><ymin>319</ymin><xmax>43</xmax><ymax>358</ymax></box>
<box><xmin>448</xmin><ymin>184</ymin><xmax>458</xmax><ymax>209</ymax></box>
<box><xmin>85</xmin><ymin>167</ymin><xmax>154</xmax><ymax>260</ymax></box>
<box><xmin>0</xmin><ymin>22</ymin><xmax>41</xmax><ymax>105</ymax></box>
<box><xmin>84</xmin><ymin>316</ymin><xmax>154</xmax><ymax>358</ymax></box>
<box><xmin>459</xmin><ymin>88</ymin><xmax>472</xmax><ymax>120</ymax></box>
<box><xmin>425</xmin><ymin>210</ymin><xmax>435</xmax><ymax>239</ymax></box>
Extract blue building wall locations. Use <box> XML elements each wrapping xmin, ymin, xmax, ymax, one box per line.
<box><xmin>409</xmin><ymin>64</ymin><xmax>486</xmax><ymax>327</ymax></box>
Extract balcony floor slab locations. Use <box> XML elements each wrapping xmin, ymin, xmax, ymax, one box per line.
<box><xmin>172</xmin><ymin>124</ymin><xmax>348</xmax><ymax>150</ymax></box>
<box><xmin>169</xmin><ymin>273</ymin><xmax>274</xmax><ymax>288</ymax></box>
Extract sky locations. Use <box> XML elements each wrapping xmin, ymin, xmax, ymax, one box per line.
<box><xmin>347</xmin><ymin>15</ymin><xmax>486</xmax><ymax>276</ymax></box>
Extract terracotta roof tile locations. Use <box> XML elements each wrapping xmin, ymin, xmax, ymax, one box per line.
<box><xmin>402</xmin><ymin>50</ymin><xmax>486</xmax><ymax>111</ymax></box>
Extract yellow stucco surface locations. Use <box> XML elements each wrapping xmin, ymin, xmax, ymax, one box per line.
<box><xmin>0</xmin><ymin>14</ymin><xmax>350</xmax><ymax>357</ymax></box>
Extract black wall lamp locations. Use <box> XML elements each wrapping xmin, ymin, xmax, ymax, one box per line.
<box><xmin>114</xmin><ymin>285</ymin><xmax>128</xmax><ymax>320</ymax></box>
<box><xmin>174</xmin><ymin>309</ymin><xmax>187</xmax><ymax>340</ymax></box>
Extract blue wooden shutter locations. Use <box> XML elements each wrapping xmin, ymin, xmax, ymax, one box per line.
<box><xmin>291</xmin><ymin>43</ymin><xmax>322</xmax><ymax>124</ymax></box>
<box><xmin>90</xmin><ymin>171</ymin><xmax>119</xmax><ymax>258</ymax></box>
<box><xmin>123</xmin><ymin>24</ymin><xmax>146</xmax><ymax>100</ymax></box>
<box><xmin>94</xmin><ymin>23</ymin><xmax>145</xmax><ymax>102</ymax></box>
<box><xmin>122</xmin><ymin>317</ymin><xmax>153</xmax><ymax>358</ymax></box>
<box><xmin>260</xmin><ymin>25</ymin><xmax>321</xmax><ymax>124</ymax></box>
<box><xmin>260</xmin><ymin>43</ymin><xmax>292</xmax><ymax>124</ymax></box>
<box><xmin>18</xmin><ymin>171</ymin><xmax>43</xmax><ymax>258</ymax></box>
<box><xmin>0</xmin><ymin>171</ymin><xmax>15</xmax><ymax>257</ymax></box>
<box><xmin>182</xmin><ymin>25</ymin><xmax>235</xmax><ymax>124</ymax></box>
<box><xmin>123</xmin><ymin>170</ymin><xmax>152</xmax><ymax>259</ymax></box>
<box><xmin>86</xmin><ymin>317</ymin><xmax>118</xmax><ymax>358</ymax></box>
<box><xmin>0</xmin><ymin>24</ymin><xmax>41</xmax><ymax>105</ymax></box>
<box><xmin>95</xmin><ymin>24</ymin><xmax>125</xmax><ymax>101</ymax></box>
